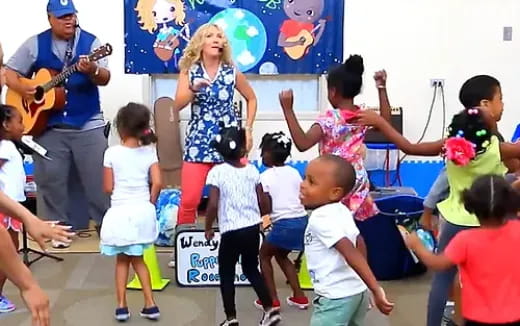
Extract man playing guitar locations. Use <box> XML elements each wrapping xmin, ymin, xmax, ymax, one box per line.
<box><xmin>5</xmin><ymin>0</ymin><xmax>110</xmax><ymax>248</ymax></box>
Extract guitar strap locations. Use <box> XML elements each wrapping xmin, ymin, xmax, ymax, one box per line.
<box><xmin>62</xmin><ymin>31</ymin><xmax>76</xmax><ymax>72</ymax></box>
<box><xmin>53</xmin><ymin>31</ymin><xmax>79</xmax><ymax>130</ymax></box>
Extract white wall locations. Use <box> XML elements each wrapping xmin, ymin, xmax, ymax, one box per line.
<box><xmin>2</xmin><ymin>0</ymin><xmax>520</xmax><ymax>162</ymax></box>
<box><xmin>346</xmin><ymin>0</ymin><xmax>520</xmax><ymax>149</ymax></box>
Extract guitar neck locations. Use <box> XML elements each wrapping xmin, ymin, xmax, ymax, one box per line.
<box><xmin>42</xmin><ymin>64</ymin><xmax>78</xmax><ymax>92</ymax></box>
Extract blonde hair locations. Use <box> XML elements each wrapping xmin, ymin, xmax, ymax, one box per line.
<box><xmin>178</xmin><ymin>23</ymin><xmax>233</xmax><ymax>72</ymax></box>
<box><xmin>135</xmin><ymin>0</ymin><xmax>186</xmax><ymax>33</ymax></box>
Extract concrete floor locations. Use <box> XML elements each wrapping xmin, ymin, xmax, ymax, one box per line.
<box><xmin>0</xmin><ymin>253</ymin><xmax>431</xmax><ymax>326</ymax></box>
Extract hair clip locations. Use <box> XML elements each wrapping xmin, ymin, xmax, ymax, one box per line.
<box><xmin>468</xmin><ymin>108</ymin><xmax>479</xmax><ymax>115</ymax></box>
<box><xmin>273</xmin><ymin>134</ymin><xmax>291</xmax><ymax>146</ymax></box>
<box><xmin>215</xmin><ymin>134</ymin><xmax>222</xmax><ymax>143</ymax></box>
<box><xmin>476</xmin><ymin>129</ymin><xmax>487</xmax><ymax>137</ymax></box>
<box><xmin>229</xmin><ymin>140</ymin><xmax>236</xmax><ymax>150</ymax></box>
<box><xmin>457</xmin><ymin>130</ymin><xmax>464</xmax><ymax>137</ymax></box>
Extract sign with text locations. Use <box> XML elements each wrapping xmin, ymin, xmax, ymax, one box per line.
<box><xmin>175</xmin><ymin>226</ymin><xmax>263</xmax><ymax>286</ymax></box>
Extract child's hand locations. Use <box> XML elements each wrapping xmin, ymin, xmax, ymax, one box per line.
<box><xmin>372</xmin><ymin>287</ymin><xmax>394</xmax><ymax>315</ymax></box>
<box><xmin>353</xmin><ymin>110</ymin><xmax>384</xmax><ymax>128</ymax></box>
<box><xmin>279</xmin><ymin>89</ymin><xmax>294</xmax><ymax>112</ymax></box>
<box><xmin>21</xmin><ymin>283</ymin><xmax>50</xmax><ymax>326</ymax></box>
<box><xmin>374</xmin><ymin>70</ymin><xmax>387</xmax><ymax>88</ymax></box>
<box><xmin>205</xmin><ymin>229</ymin><xmax>214</xmax><ymax>241</ymax></box>
<box><xmin>403</xmin><ymin>232</ymin><xmax>421</xmax><ymax>250</ymax></box>
<box><xmin>25</xmin><ymin>218</ymin><xmax>74</xmax><ymax>251</ymax></box>
<box><xmin>512</xmin><ymin>178</ymin><xmax>520</xmax><ymax>191</ymax></box>
<box><xmin>419</xmin><ymin>210</ymin><xmax>438</xmax><ymax>234</ymax></box>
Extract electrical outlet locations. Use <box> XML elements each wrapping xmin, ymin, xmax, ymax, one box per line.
<box><xmin>430</xmin><ymin>79</ymin><xmax>445</xmax><ymax>88</ymax></box>
<box><xmin>504</xmin><ymin>26</ymin><xmax>513</xmax><ymax>41</ymax></box>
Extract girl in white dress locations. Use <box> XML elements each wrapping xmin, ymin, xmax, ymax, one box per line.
<box><xmin>100</xmin><ymin>103</ymin><xmax>161</xmax><ymax>322</ymax></box>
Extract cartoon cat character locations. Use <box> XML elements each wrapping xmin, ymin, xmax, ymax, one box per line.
<box><xmin>278</xmin><ymin>0</ymin><xmax>327</xmax><ymax>60</ymax></box>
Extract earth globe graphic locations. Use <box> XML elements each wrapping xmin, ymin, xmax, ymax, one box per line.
<box><xmin>209</xmin><ymin>8</ymin><xmax>268</xmax><ymax>72</ymax></box>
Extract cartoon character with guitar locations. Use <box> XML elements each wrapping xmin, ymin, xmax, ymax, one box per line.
<box><xmin>136</xmin><ymin>0</ymin><xmax>191</xmax><ymax>70</ymax></box>
<box><xmin>278</xmin><ymin>0</ymin><xmax>327</xmax><ymax>60</ymax></box>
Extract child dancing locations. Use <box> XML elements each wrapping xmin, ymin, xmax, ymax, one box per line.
<box><xmin>205</xmin><ymin>125</ymin><xmax>281</xmax><ymax>326</ymax></box>
<box><xmin>255</xmin><ymin>132</ymin><xmax>309</xmax><ymax>310</ymax></box>
<box><xmin>100</xmin><ymin>103</ymin><xmax>161</xmax><ymax>322</ymax></box>
<box><xmin>300</xmin><ymin>155</ymin><xmax>394</xmax><ymax>325</ymax></box>
<box><xmin>406</xmin><ymin>174</ymin><xmax>520</xmax><ymax>326</ymax></box>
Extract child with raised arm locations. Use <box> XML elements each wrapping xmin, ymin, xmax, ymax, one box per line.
<box><xmin>280</xmin><ymin>55</ymin><xmax>391</xmax><ymax>221</ymax></box>
<box><xmin>356</xmin><ymin>95</ymin><xmax>520</xmax><ymax>326</ymax></box>
<box><xmin>406</xmin><ymin>174</ymin><xmax>520</xmax><ymax>326</ymax></box>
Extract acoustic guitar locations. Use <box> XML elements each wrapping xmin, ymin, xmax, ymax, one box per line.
<box><xmin>283</xmin><ymin>18</ymin><xmax>329</xmax><ymax>60</ymax></box>
<box><xmin>6</xmin><ymin>43</ymin><xmax>113</xmax><ymax>136</ymax></box>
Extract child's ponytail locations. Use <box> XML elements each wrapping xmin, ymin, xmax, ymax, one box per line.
<box><xmin>443</xmin><ymin>107</ymin><xmax>492</xmax><ymax>166</ymax></box>
<box><xmin>327</xmin><ymin>54</ymin><xmax>364</xmax><ymax>99</ymax></box>
<box><xmin>139</xmin><ymin>128</ymin><xmax>157</xmax><ymax>146</ymax></box>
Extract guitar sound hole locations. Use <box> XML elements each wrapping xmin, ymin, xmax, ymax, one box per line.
<box><xmin>34</xmin><ymin>86</ymin><xmax>45</xmax><ymax>104</ymax></box>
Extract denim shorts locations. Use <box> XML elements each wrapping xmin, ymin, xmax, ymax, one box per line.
<box><xmin>265</xmin><ymin>216</ymin><xmax>308</xmax><ymax>251</ymax></box>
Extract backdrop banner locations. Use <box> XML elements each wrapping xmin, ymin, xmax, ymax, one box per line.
<box><xmin>124</xmin><ymin>0</ymin><xmax>344</xmax><ymax>74</ymax></box>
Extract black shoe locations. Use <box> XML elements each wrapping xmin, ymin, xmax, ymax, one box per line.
<box><xmin>115</xmin><ymin>307</ymin><xmax>130</xmax><ymax>322</ymax></box>
<box><xmin>140</xmin><ymin>306</ymin><xmax>160</xmax><ymax>320</ymax></box>
<box><xmin>219</xmin><ymin>319</ymin><xmax>239</xmax><ymax>326</ymax></box>
<box><xmin>259</xmin><ymin>308</ymin><xmax>281</xmax><ymax>326</ymax></box>
<box><xmin>443</xmin><ymin>318</ymin><xmax>459</xmax><ymax>326</ymax></box>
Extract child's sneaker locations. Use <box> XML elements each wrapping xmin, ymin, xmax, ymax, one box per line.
<box><xmin>254</xmin><ymin>299</ymin><xmax>280</xmax><ymax>311</ymax></box>
<box><xmin>51</xmin><ymin>222</ymin><xmax>73</xmax><ymax>249</ymax></box>
<box><xmin>140</xmin><ymin>306</ymin><xmax>160</xmax><ymax>320</ymax></box>
<box><xmin>0</xmin><ymin>296</ymin><xmax>15</xmax><ymax>313</ymax></box>
<box><xmin>286</xmin><ymin>296</ymin><xmax>309</xmax><ymax>310</ymax></box>
<box><xmin>259</xmin><ymin>308</ymin><xmax>281</xmax><ymax>326</ymax></box>
<box><xmin>51</xmin><ymin>239</ymin><xmax>71</xmax><ymax>249</ymax></box>
<box><xmin>114</xmin><ymin>307</ymin><xmax>130</xmax><ymax>322</ymax></box>
<box><xmin>219</xmin><ymin>318</ymin><xmax>239</xmax><ymax>326</ymax></box>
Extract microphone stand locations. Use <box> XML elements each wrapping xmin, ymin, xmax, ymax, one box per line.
<box><xmin>15</xmin><ymin>140</ymin><xmax>63</xmax><ymax>266</ymax></box>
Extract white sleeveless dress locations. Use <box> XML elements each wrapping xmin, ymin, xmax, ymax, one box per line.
<box><xmin>99</xmin><ymin>145</ymin><xmax>159</xmax><ymax>256</ymax></box>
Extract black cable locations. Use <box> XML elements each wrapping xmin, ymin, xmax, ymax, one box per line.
<box><xmin>390</xmin><ymin>83</ymin><xmax>439</xmax><ymax>186</ymax></box>
<box><xmin>417</xmin><ymin>84</ymin><xmax>439</xmax><ymax>143</ymax></box>
<box><xmin>440</xmin><ymin>84</ymin><xmax>446</xmax><ymax>138</ymax></box>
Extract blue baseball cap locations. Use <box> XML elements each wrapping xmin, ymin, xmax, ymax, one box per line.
<box><xmin>47</xmin><ymin>0</ymin><xmax>77</xmax><ymax>18</ymax></box>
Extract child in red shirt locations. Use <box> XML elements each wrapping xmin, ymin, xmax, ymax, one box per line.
<box><xmin>406</xmin><ymin>174</ymin><xmax>520</xmax><ymax>326</ymax></box>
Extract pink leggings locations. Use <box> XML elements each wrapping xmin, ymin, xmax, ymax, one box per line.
<box><xmin>177</xmin><ymin>161</ymin><xmax>215</xmax><ymax>225</ymax></box>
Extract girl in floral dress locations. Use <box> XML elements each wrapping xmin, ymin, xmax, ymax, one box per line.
<box><xmin>279</xmin><ymin>55</ymin><xmax>391</xmax><ymax>221</ymax></box>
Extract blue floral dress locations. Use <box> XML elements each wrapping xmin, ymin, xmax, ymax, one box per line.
<box><xmin>184</xmin><ymin>62</ymin><xmax>237</xmax><ymax>163</ymax></box>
